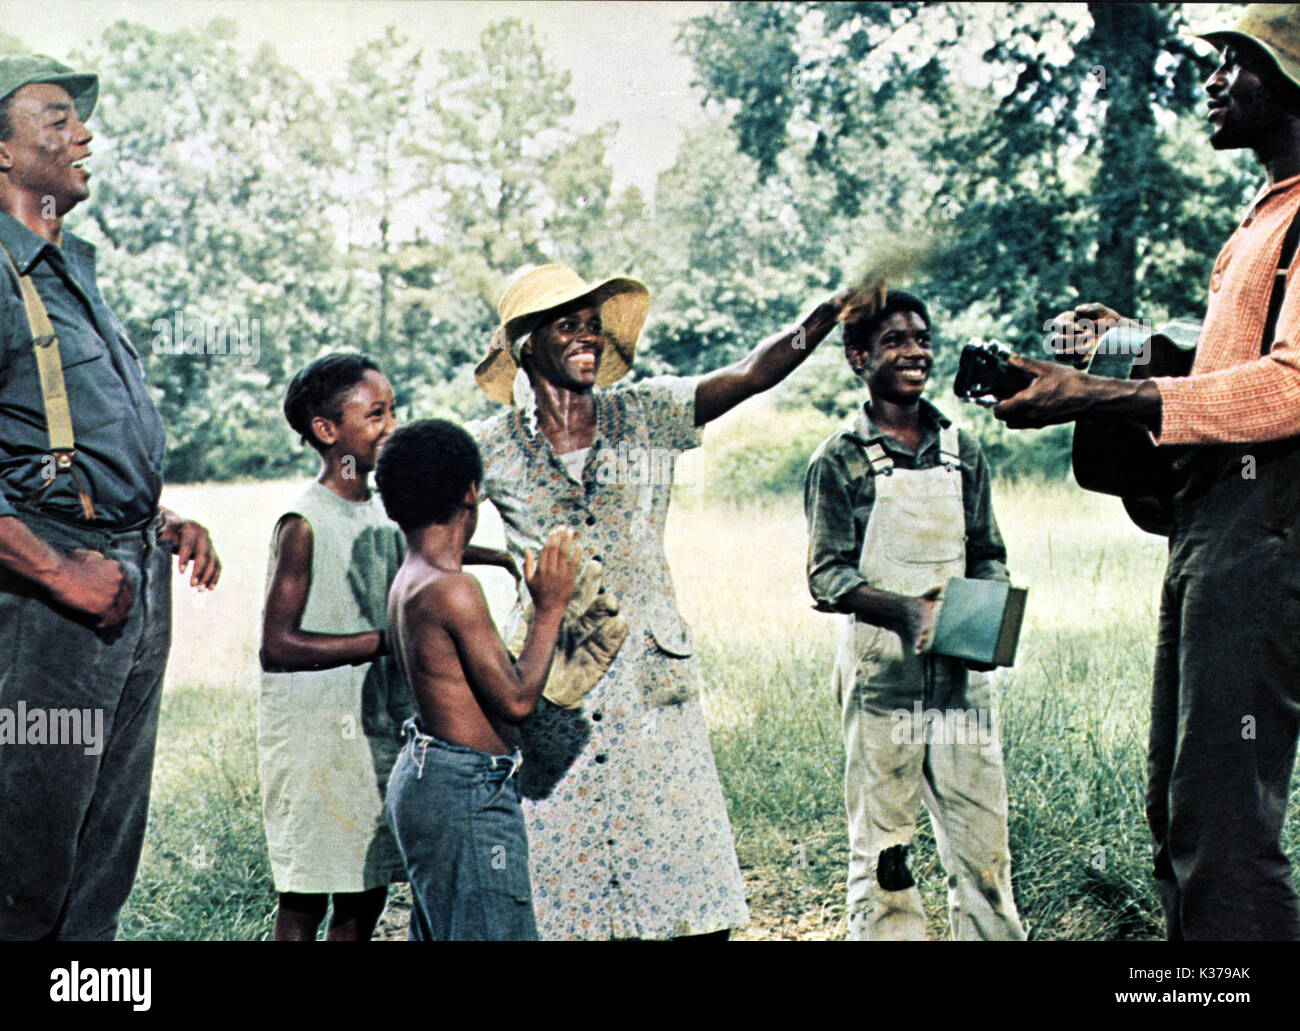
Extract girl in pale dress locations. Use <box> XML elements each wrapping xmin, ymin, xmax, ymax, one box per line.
<box><xmin>259</xmin><ymin>353</ymin><xmax>514</xmax><ymax>940</ymax></box>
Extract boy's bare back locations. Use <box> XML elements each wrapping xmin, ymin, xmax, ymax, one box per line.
<box><xmin>387</xmin><ymin>529</ymin><xmax>578</xmax><ymax>756</ymax></box>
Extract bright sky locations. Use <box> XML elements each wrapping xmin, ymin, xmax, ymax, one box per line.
<box><xmin>0</xmin><ymin>0</ymin><xmax>717</xmax><ymax>195</ymax></box>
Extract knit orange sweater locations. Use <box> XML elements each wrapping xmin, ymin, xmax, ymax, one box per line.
<box><xmin>1155</xmin><ymin>173</ymin><xmax>1300</xmax><ymax>445</ymax></box>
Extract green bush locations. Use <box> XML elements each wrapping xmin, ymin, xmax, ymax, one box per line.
<box><xmin>691</xmin><ymin>404</ymin><xmax>843</xmax><ymax>503</ymax></box>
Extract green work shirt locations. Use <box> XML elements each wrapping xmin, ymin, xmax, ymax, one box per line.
<box><xmin>804</xmin><ymin>398</ymin><xmax>1009</xmax><ymax>612</ymax></box>
<box><xmin>0</xmin><ymin>212</ymin><xmax>165</xmax><ymax>528</ymax></box>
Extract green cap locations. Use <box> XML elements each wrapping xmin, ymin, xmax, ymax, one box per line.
<box><xmin>0</xmin><ymin>54</ymin><xmax>97</xmax><ymax>122</ymax></box>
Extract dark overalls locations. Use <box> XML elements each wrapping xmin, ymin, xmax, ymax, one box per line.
<box><xmin>1148</xmin><ymin>437</ymin><xmax>1300</xmax><ymax>940</ymax></box>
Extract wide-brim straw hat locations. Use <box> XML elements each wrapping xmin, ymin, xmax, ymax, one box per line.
<box><xmin>475</xmin><ymin>264</ymin><xmax>650</xmax><ymax>405</ymax></box>
<box><xmin>1192</xmin><ymin>4</ymin><xmax>1300</xmax><ymax>93</ymax></box>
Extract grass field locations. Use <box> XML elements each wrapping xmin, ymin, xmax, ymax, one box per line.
<box><xmin>115</xmin><ymin>426</ymin><xmax>1272</xmax><ymax>941</ymax></box>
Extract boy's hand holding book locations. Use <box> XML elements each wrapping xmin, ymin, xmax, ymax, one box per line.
<box><xmin>903</xmin><ymin>586</ymin><xmax>942</xmax><ymax>656</ymax></box>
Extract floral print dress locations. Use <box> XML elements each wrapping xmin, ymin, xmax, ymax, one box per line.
<box><xmin>468</xmin><ymin>375</ymin><xmax>750</xmax><ymax>939</ymax></box>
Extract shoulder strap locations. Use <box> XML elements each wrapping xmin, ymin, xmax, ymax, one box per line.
<box><xmin>0</xmin><ymin>241</ymin><xmax>95</xmax><ymax>519</ymax></box>
<box><xmin>1262</xmin><ymin>207</ymin><xmax>1300</xmax><ymax>354</ymax></box>
<box><xmin>863</xmin><ymin>441</ymin><xmax>894</xmax><ymax>476</ymax></box>
<box><xmin>937</xmin><ymin>424</ymin><xmax>962</xmax><ymax>469</ymax></box>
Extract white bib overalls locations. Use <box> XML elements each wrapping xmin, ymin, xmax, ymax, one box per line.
<box><xmin>834</xmin><ymin>425</ymin><xmax>1025</xmax><ymax>941</ymax></box>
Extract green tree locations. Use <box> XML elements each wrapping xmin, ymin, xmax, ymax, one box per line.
<box><xmin>78</xmin><ymin>18</ymin><xmax>350</xmax><ymax>481</ymax></box>
<box><xmin>679</xmin><ymin>2</ymin><xmax>1260</xmax><ymax>475</ymax></box>
<box><xmin>683</xmin><ymin>2</ymin><xmax>1258</xmax><ymax>345</ymax></box>
<box><xmin>636</xmin><ymin>119</ymin><xmax>845</xmax><ymax>379</ymax></box>
<box><xmin>393</xmin><ymin>18</ymin><xmax>629</xmax><ymax>421</ymax></box>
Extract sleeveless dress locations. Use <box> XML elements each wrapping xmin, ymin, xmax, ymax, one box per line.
<box><xmin>257</xmin><ymin>482</ymin><xmax>411</xmax><ymax>893</ymax></box>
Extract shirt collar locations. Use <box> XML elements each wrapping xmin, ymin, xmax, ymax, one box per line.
<box><xmin>847</xmin><ymin>396</ymin><xmax>950</xmax><ymax>448</ymax></box>
<box><xmin>1245</xmin><ymin>173</ymin><xmax>1300</xmax><ymax>219</ymax></box>
<box><xmin>0</xmin><ymin>211</ymin><xmax>93</xmax><ymax>276</ymax></box>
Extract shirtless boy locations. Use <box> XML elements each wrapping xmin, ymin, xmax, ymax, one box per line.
<box><xmin>375</xmin><ymin>418</ymin><xmax>578</xmax><ymax>941</ymax></box>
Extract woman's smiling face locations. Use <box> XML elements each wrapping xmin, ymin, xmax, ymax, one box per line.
<box><xmin>524</xmin><ymin>302</ymin><xmax>605</xmax><ymax>391</ymax></box>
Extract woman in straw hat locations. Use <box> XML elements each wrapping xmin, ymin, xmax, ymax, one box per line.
<box><xmin>467</xmin><ymin>263</ymin><xmax>856</xmax><ymax>939</ymax></box>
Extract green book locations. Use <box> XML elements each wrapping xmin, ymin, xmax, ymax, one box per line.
<box><xmin>929</xmin><ymin>577</ymin><xmax>1028</xmax><ymax>667</ymax></box>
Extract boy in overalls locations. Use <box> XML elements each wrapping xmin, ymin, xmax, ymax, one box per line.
<box><xmin>804</xmin><ymin>291</ymin><xmax>1026</xmax><ymax>941</ymax></box>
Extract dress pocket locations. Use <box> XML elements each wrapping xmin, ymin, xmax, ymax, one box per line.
<box><xmin>647</xmin><ymin>611</ymin><xmax>693</xmax><ymax>658</ymax></box>
<box><xmin>641</xmin><ymin>625</ymin><xmax>700</xmax><ymax>707</ymax></box>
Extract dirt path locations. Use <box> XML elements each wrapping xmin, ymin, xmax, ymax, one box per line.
<box><xmin>374</xmin><ymin>872</ymin><xmax>847</xmax><ymax>941</ymax></box>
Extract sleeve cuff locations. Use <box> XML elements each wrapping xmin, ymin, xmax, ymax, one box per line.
<box><xmin>667</xmin><ymin>374</ymin><xmax>706</xmax><ymax>451</ymax></box>
<box><xmin>969</xmin><ymin>560</ymin><xmax>1010</xmax><ymax>583</ymax></box>
<box><xmin>1151</xmin><ymin>376</ymin><xmax>1183</xmax><ymax>445</ymax></box>
<box><xmin>810</xmin><ymin>569</ymin><xmax>867</xmax><ymax>612</ymax></box>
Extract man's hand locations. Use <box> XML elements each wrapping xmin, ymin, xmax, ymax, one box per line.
<box><xmin>158</xmin><ymin>507</ymin><xmax>221</xmax><ymax>589</ymax></box>
<box><xmin>524</xmin><ymin>528</ymin><xmax>580</xmax><ymax>617</ymax></box>
<box><xmin>993</xmin><ymin>353</ymin><xmax>1092</xmax><ymax>428</ymax></box>
<box><xmin>48</xmin><ymin>548</ymin><xmax>133</xmax><ymax>629</ymax></box>
<box><xmin>994</xmin><ymin>351</ymin><xmax>1162</xmax><ymax>430</ymax></box>
<box><xmin>1048</xmin><ymin>302</ymin><xmax>1134</xmax><ymax>365</ymax></box>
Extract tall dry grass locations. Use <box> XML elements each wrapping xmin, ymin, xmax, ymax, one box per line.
<box><xmin>121</xmin><ymin>439</ymin><xmax>1268</xmax><ymax>939</ymax></box>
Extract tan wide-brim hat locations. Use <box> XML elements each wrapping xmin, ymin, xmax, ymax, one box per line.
<box><xmin>1192</xmin><ymin>4</ymin><xmax>1300</xmax><ymax>93</ymax></box>
<box><xmin>475</xmin><ymin>264</ymin><xmax>650</xmax><ymax>405</ymax></box>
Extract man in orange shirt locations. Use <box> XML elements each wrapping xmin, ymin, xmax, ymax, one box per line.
<box><xmin>996</xmin><ymin>5</ymin><xmax>1300</xmax><ymax>940</ymax></box>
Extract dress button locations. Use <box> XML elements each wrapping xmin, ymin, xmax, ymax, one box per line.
<box><xmin>610</xmin><ymin>877</ymin><xmax>620</xmax><ymax>887</ymax></box>
<box><xmin>591</xmin><ymin>711</ymin><xmax>603</xmax><ymax>722</ymax></box>
<box><xmin>585</xmin><ymin>515</ymin><xmax>596</xmax><ymax>526</ymax></box>
<box><xmin>595</xmin><ymin>753</ymin><xmax>607</xmax><ymax>764</ymax></box>
<box><xmin>606</xmin><ymin>838</ymin><xmax>615</xmax><ymax>846</ymax></box>
<box><xmin>593</xmin><ymin>554</ymin><xmax>602</xmax><ymax>562</ymax></box>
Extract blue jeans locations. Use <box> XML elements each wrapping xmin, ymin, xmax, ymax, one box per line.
<box><xmin>387</xmin><ymin>718</ymin><xmax>537</xmax><ymax>941</ymax></box>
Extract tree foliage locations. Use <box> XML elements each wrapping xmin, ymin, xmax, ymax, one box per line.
<box><xmin>1</xmin><ymin>5</ymin><xmax>1265</xmax><ymax>484</ymax></box>
<box><xmin>683</xmin><ymin>2</ymin><xmax>1258</xmax><ymax>346</ymax></box>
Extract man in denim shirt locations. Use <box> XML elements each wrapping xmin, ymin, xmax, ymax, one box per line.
<box><xmin>0</xmin><ymin>56</ymin><xmax>220</xmax><ymax>940</ymax></box>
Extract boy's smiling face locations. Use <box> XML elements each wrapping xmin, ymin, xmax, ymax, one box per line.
<box><xmin>314</xmin><ymin>369</ymin><xmax>397</xmax><ymax>473</ymax></box>
<box><xmin>850</xmin><ymin>309</ymin><xmax>933</xmax><ymax>404</ymax></box>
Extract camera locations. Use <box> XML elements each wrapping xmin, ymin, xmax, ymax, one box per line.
<box><xmin>953</xmin><ymin>342</ymin><xmax>1034</xmax><ymax>406</ymax></box>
